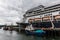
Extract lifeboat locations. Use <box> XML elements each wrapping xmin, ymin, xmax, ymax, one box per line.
<box><xmin>53</xmin><ymin>15</ymin><xmax>60</xmax><ymax>28</ymax></box>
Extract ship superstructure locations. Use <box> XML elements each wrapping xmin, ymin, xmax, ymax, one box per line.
<box><xmin>23</xmin><ymin>4</ymin><xmax>60</xmax><ymax>28</ymax></box>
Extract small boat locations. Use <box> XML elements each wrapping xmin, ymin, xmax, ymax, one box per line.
<box><xmin>25</xmin><ymin>30</ymin><xmax>45</xmax><ymax>36</ymax></box>
<box><xmin>3</xmin><ymin>27</ymin><xmax>8</xmax><ymax>30</ymax></box>
<box><xmin>25</xmin><ymin>24</ymin><xmax>45</xmax><ymax>36</ymax></box>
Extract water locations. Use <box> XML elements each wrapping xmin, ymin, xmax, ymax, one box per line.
<box><xmin>0</xmin><ymin>28</ymin><xmax>60</xmax><ymax>40</ymax></box>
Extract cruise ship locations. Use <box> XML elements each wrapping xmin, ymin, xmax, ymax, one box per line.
<box><xmin>23</xmin><ymin>4</ymin><xmax>60</xmax><ymax>29</ymax></box>
<box><xmin>17</xmin><ymin>4</ymin><xmax>60</xmax><ymax>36</ymax></box>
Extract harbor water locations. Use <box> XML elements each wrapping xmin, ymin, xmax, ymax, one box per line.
<box><xmin>0</xmin><ymin>28</ymin><xmax>60</xmax><ymax>40</ymax></box>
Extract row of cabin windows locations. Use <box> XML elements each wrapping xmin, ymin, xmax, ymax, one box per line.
<box><xmin>32</xmin><ymin>21</ymin><xmax>60</xmax><ymax>28</ymax></box>
<box><xmin>32</xmin><ymin>22</ymin><xmax>52</xmax><ymax>28</ymax></box>
<box><xmin>26</xmin><ymin>7</ymin><xmax>60</xmax><ymax>17</ymax></box>
<box><xmin>28</xmin><ymin>18</ymin><xmax>60</xmax><ymax>28</ymax></box>
<box><xmin>27</xmin><ymin>6</ymin><xmax>60</xmax><ymax>14</ymax></box>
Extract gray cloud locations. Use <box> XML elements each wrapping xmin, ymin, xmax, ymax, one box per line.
<box><xmin>0</xmin><ymin>0</ymin><xmax>22</xmax><ymax>25</ymax></box>
<box><xmin>22</xmin><ymin>0</ymin><xmax>60</xmax><ymax>11</ymax></box>
<box><xmin>0</xmin><ymin>0</ymin><xmax>60</xmax><ymax>25</ymax></box>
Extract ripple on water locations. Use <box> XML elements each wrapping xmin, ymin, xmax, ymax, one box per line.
<box><xmin>0</xmin><ymin>28</ymin><xmax>60</xmax><ymax>40</ymax></box>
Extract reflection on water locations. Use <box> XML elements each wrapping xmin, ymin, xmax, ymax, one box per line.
<box><xmin>0</xmin><ymin>28</ymin><xmax>60</xmax><ymax>40</ymax></box>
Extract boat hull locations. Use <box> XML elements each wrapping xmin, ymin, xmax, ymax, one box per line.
<box><xmin>25</xmin><ymin>30</ymin><xmax>45</xmax><ymax>36</ymax></box>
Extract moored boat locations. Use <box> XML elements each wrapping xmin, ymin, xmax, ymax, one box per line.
<box><xmin>25</xmin><ymin>29</ymin><xmax>45</xmax><ymax>36</ymax></box>
<box><xmin>25</xmin><ymin>24</ymin><xmax>45</xmax><ymax>36</ymax></box>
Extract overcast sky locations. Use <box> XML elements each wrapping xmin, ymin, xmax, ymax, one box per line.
<box><xmin>0</xmin><ymin>0</ymin><xmax>22</xmax><ymax>25</ymax></box>
<box><xmin>0</xmin><ymin>0</ymin><xmax>60</xmax><ymax>25</ymax></box>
